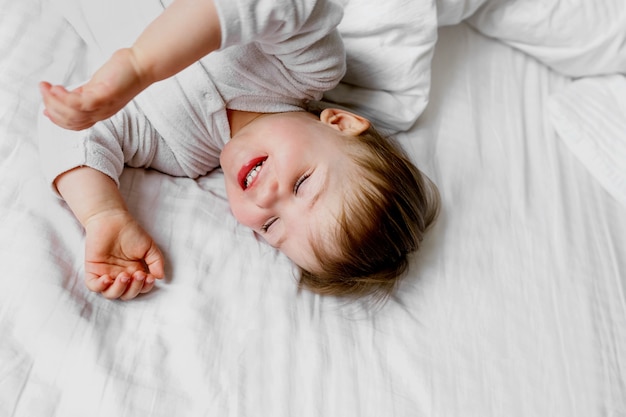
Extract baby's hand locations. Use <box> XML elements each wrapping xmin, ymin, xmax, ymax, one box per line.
<box><xmin>40</xmin><ymin>48</ymin><xmax>148</xmax><ymax>131</ymax></box>
<box><xmin>83</xmin><ymin>209</ymin><xmax>165</xmax><ymax>301</ymax></box>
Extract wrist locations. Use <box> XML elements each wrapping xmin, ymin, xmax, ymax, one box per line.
<box><xmin>121</xmin><ymin>47</ymin><xmax>155</xmax><ymax>89</ymax></box>
<box><xmin>82</xmin><ymin>206</ymin><xmax>132</xmax><ymax>230</ymax></box>
<box><xmin>55</xmin><ymin>167</ymin><xmax>129</xmax><ymax>228</ymax></box>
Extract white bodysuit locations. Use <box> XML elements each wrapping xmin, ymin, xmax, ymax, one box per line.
<box><xmin>39</xmin><ymin>0</ymin><xmax>346</xmax><ymax>188</ymax></box>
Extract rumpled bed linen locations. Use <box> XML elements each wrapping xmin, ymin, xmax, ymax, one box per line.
<box><xmin>1</xmin><ymin>1</ymin><xmax>626</xmax><ymax>416</ymax></box>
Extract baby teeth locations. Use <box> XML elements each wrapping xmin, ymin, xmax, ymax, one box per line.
<box><xmin>244</xmin><ymin>162</ymin><xmax>263</xmax><ymax>188</ymax></box>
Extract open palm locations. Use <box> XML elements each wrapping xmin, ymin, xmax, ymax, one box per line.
<box><xmin>40</xmin><ymin>48</ymin><xmax>147</xmax><ymax>130</ymax></box>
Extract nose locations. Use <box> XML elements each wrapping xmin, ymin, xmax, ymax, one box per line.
<box><xmin>254</xmin><ymin>175</ymin><xmax>280</xmax><ymax>209</ymax></box>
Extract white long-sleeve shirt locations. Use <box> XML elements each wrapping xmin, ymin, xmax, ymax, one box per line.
<box><xmin>39</xmin><ymin>0</ymin><xmax>345</xmax><ymax>188</ymax></box>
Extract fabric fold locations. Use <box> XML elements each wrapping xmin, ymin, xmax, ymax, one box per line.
<box><xmin>548</xmin><ymin>75</ymin><xmax>626</xmax><ymax>207</ymax></box>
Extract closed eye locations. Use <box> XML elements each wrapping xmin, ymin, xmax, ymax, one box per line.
<box><xmin>294</xmin><ymin>173</ymin><xmax>311</xmax><ymax>194</ymax></box>
<box><xmin>261</xmin><ymin>217</ymin><xmax>278</xmax><ymax>233</ymax></box>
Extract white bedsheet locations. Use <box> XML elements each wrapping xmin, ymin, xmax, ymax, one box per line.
<box><xmin>1</xmin><ymin>1</ymin><xmax>625</xmax><ymax>416</ymax></box>
<box><xmin>549</xmin><ymin>75</ymin><xmax>626</xmax><ymax>208</ymax></box>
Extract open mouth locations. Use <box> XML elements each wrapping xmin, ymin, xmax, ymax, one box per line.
<box><xmin>238</xmin><ymin>156</ymin><xmax>267</xmax><ymax>190</ymax></box>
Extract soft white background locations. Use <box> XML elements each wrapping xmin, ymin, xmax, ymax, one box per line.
<box><xmin>1</xmin><ymin>0</ymin><xmax>625</xmax><ymax>416</ymax></box>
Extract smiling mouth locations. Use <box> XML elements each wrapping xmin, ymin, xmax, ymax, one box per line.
<box><xmin>244</xmin><ymin>161</ymin><xmax>264</xmax><ymax>188</ymax></box>
<box><xmin>238</xmin><ymin>156</ymin><xmax>267</xmax><ymax>190</ymax></box>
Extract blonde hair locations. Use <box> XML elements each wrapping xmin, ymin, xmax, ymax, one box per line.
<box><xmin>300</xmin><ymin>125</ymin><xmax>440</xmax><ymax>299</ymax></box>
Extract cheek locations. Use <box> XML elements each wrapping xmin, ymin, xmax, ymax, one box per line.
<box><xmin>226</xmin><ymin>194</ymin><xmax>258</xmax><ymax>229</ymax></box>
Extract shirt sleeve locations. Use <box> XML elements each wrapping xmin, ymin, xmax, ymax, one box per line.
<box><xmin>213</xmin><ymin>0</ymin><xmax>346</xmax><ymax>97</ymax></box>
<box><xmin>38</xmin><ymin>100</ymin><xmax>187</xmax><ymax>195</ymax></box>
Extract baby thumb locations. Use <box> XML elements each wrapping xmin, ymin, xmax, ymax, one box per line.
<box><xmin>144</xmin><ymin>244</ymin><xmax>165</xmax><ymax>279</ymax></box>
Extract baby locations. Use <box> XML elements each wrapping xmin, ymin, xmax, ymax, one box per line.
<box><xmin>39</xmin><ymin>0</ymin><xmax>440</xmax><ymax>301</ymax></box>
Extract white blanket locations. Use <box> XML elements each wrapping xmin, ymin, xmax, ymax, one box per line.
<box><xmin>549</xmin><ymin>75</ymin><xmax>626</xmax><ymax>207</ymax></box>
<box><xmin>1</xmin><ymin>1</ymin><xmax>626</xmax><ymax>416</ymax></box>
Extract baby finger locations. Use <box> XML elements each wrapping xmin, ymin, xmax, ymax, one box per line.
<box><xmin>101</xmin><ymin>272</ymin><xmax>132</xmax><ymax>300</ymax></box>
<box><xmin>85</xmin><ymin>273</ymin><xmax>113</xmax><ymax>293</ymax></box>
<box><xmin>119</xmin><ymin>271</ymin><xmax>147</xmax><ymax>301</ymax></box>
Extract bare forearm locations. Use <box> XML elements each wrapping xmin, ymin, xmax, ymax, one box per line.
<box><xmin>55</xmin><ymin>167</ymin><xmax>128</xmax><ymax>227</ymax></box>
<box><xmin>55</xmin><ymin>166</ymin><xmax>165</xmax><ymax>300</ymax></box>
<box><xmin>39</xmin><ymin>0</ymin><xmax>223</xmax><ymax>131</ymax></box>
<box><xmin>131</xmin><ymin>0</ymin><xmax>222</xmax><ymax>85</ymax></box>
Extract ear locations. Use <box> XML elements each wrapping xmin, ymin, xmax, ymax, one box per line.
<box><xmin>320</xmin><ymin>108</ymin><xmax>371</xmax><ymax>136</ymax></box>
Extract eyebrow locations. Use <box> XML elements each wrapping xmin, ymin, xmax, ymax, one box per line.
<box><xmin>274</xmin><ymin>168</ymin><xmax>330</xmax><ymax>250</ymax></box>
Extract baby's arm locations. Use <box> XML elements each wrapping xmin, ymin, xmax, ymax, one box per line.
<box><xmin>40</xmin><ymin>0</ymin><xmax>222</xmax><ymax>131</ymax></box>
<box><xmin>56</xmin><ymin>167</ymin><xmax>165</xmax><ymax>300</ymax></box>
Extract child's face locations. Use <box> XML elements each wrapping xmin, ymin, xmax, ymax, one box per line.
<box><xmin>220</xmin><ymin>110</ymin><xmax>365</xmax><ymax>272</ymax></box>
